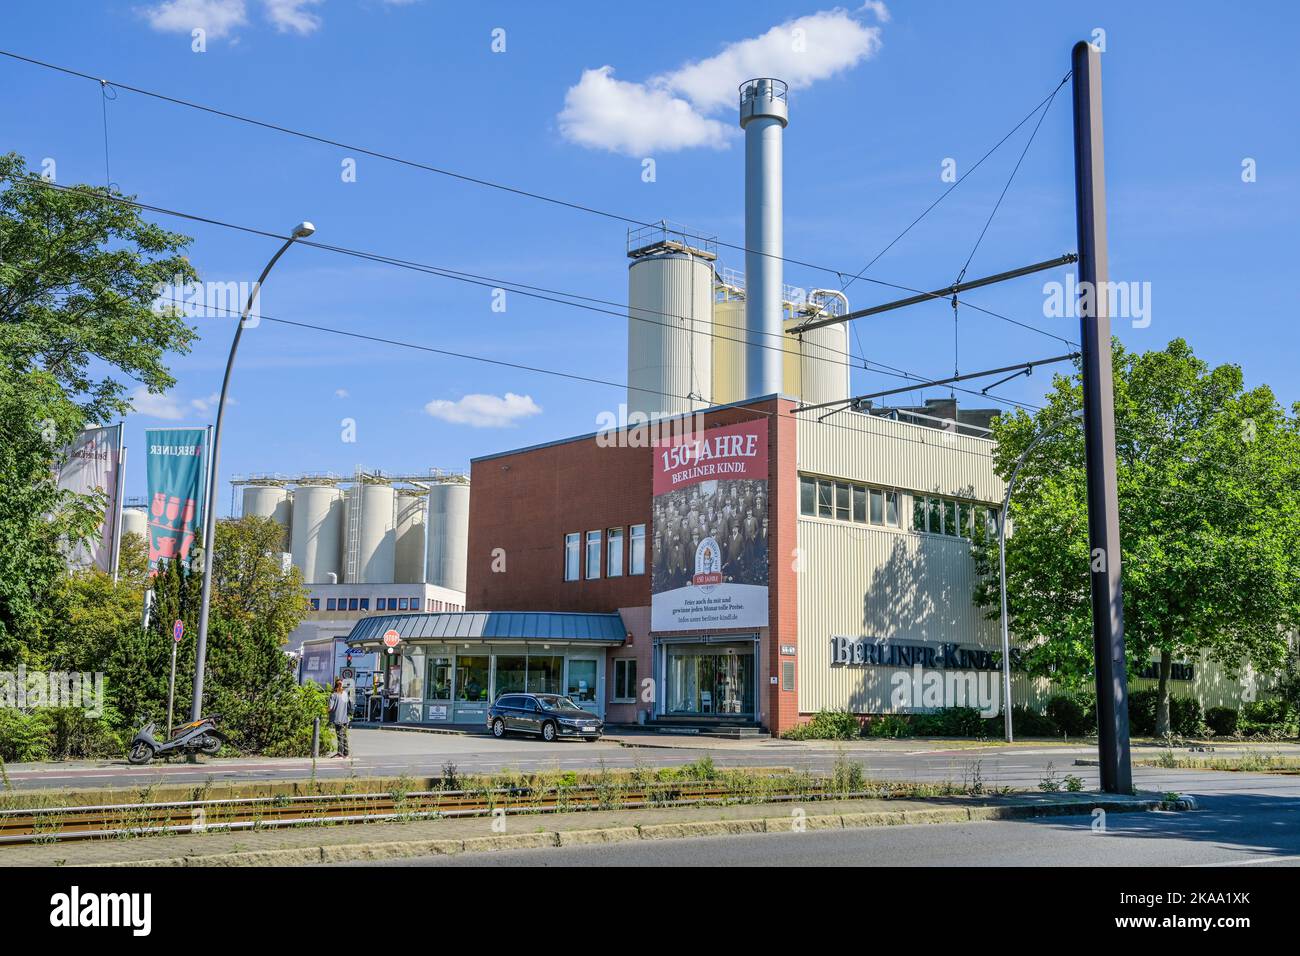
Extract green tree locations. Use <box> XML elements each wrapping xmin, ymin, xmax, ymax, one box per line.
<box><xmin>211</xmin><ymin>515</ymin><xmax>309</xmax><ymax>643</ymax></box>
<box><xmin>0</xmin><ymin>153</ymin><xmax>197</xmax><ymax>657</ymax></box>
<box><xmin>974</xmin><ymin>339</ymin><xmax>1300</xmax><ymax>737</ymax></box>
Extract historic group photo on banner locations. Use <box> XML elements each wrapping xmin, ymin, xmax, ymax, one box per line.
<box><xmin>651</xmin><ymin>419</ymin><xmax>769</xmax><ymax>631</ymax></box>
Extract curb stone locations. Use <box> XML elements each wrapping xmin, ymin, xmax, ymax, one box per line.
<box><xmin>83</xmin><ymin>797</ymin><xmax>1164</xmax><ymax>867</ymax></box>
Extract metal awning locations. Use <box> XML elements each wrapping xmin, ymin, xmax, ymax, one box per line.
<box><xmin>344</xmin><ymin>611</ymin><xmax>627</xmax><ymax>647</ymax></box>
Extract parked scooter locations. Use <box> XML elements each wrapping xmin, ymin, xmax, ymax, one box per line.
<box><xmin>128</xmin><ymin>716</ymin><xmax>225</xmax><ymax>764</ymax></box>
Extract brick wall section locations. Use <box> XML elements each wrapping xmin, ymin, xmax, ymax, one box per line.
<box><xmin>467</xmin><ymin>434</ymin><xmax>652</xmax><ymax>611</ymax></box>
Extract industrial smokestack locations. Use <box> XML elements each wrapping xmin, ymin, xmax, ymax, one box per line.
<box><xmin>739</xmin><ymin>77</ymin><xmax>788</xmax><ymax>399</ymax></box>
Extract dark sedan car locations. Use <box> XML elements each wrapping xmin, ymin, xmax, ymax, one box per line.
<box><xmin>487</xmin><ymin>693</ymin><xmax>604</xmax><ymax>742</ymax></box>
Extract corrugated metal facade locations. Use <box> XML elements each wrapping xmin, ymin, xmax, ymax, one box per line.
<box><xmin>796</xmin><ymin>411</ymin><xmax>1008</xmax><ymax>714</ymax></box>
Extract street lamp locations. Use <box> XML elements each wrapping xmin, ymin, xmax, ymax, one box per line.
<box><xmin>996</xmin><ymin>408</ymin><xmax>1084</xmax><ymax>742</ymax></box>
<box><xmin>190</xmin><ymin>221</ymin><xmax>315</xmax><ymax>721</ymax></box>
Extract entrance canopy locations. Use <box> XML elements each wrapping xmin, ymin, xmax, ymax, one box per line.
<box><xmin>344</xmin><ymin>611</ymin><xmax>628</xmax><ymax>649</ymax></box>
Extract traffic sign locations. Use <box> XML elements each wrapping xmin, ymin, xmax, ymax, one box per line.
<box><xmin>173</xmin><ymin>619</ymin><xmax>184</xmax><ymax>643</ymax></box>
<box><xmin>382</xmin><ymin>629</ymin><xmax>401</xmax><ymax>648</ymax></box>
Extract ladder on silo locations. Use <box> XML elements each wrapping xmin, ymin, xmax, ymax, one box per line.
<box><xmin>344</xmin><ymin>466</ymin><xmax>363</xmax><ymax>584</ymax></box>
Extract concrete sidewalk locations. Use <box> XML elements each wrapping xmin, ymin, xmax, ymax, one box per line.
<box><xmin>1</xmin><ymin>791</ymin><xmax>1166</xmax><ymax>867</ymax></box>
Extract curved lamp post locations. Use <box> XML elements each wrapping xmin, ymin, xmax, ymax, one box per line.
<box><xmin>190</xmin><ymin>221</ymin><xmax>316</xmax><ymax>721</ymax></box>
<box><xmin>997</xmin><ymin>408</ymin><xmax>1084</xmax><ymax>742</ymax></box>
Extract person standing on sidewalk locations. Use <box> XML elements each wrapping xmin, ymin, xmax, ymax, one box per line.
<box><xmin>329</xmin><ymin>679</ymin><xmax>351</xmax><ymax>758</ymax></box>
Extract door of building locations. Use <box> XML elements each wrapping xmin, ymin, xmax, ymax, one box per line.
<box><xmin>566</xmin><ymin>658</ymin><xmax>599</xmax><ymax>716</ymax></box>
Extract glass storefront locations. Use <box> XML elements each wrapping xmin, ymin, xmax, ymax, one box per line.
<box><xmin>665</xmin><ymin>643</ymin><xmax>755</xmax><ymax>716</ymax></box>
<box><xmin>361</xmin><ymin>646</ymin><xmax>607</xmax><ymax>723</ymax></box>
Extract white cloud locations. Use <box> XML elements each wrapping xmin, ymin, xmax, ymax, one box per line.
<box><xmin>859</xmin><ymin>1</ymin><xmax>891</xmax><ymax>23</ymax></box>
<box><xmin>335</xmin><ymin>388</ymin><xmax>350</xmax><ymax>398</ymax></box>
<box><xmin>141</xmin><ymin>0</ymin><xmax>248</xmax><ymax>39</ymax></box>
<box><xmin>558</xmin><ymin>8</ymin><xmax>884</xmax><ymax>155</ymax></box>
<box><xmin>424</xmin><ymin>392</ymin><xmax>542</xmax><ymax>428</ymax></box>
<box><xmin>129</xmin><ymin>387</ymin><xmax>186</xmax><ymax>420</ymax></box>
<box><xmin>263</xmin><ymin>0</ymin><xmax>323</xmax><ymax>34</ymax></box>
<box><xmin>189</xmin><ymin>392</ymin><xmax>236</xmax><ymax>413</ymax></box>
<box><xmin>559</xmin><ymin>67</ymin><xmax>730</xmax><ymax>155</ymax></box>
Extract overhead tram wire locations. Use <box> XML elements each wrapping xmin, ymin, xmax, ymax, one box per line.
<box><xmin>26</xmin><ymin>179</ymin><xmax>1048</xmax><ymax>414</ymax></box>
<box><xmin>837</xmin><ymin>70</ymin><xmax>1072</xmax><ymax>297</ymax></box>
<box><xmin>0</xmin><ymin>47</ymin><xmax>1075</xmax><ymax>348</ymax></box>
<box><xmin>162</xmin><ymin>296</ymin><xmax>1007</xmax><ymax>463</ymax></box>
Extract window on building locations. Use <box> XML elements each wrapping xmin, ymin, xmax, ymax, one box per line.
<box><xmin>614</xmin><ymin>659</ymin><xmax>638</xmax><ymax>702</ymax></box>
<box><xmin>607</xmin><ymin>527</ymin><xmax>624</xmax><ymax>577</ymax></box>
<box><xmin>943</xmin><ymin>500</ymin><xmax>958</xmax><ymax>536</ymax></box>
<box><xmin>359</xmin><ymin>598</ymin><xmax>369</xmax><ymax>611</ymax></box>
<box><xmin>869</xmin><ymin>488</ymin><xmax>884</xmax><ymax>525</ymax></box>
<box><xmin>959</xmin><ymin>502</ymin><xmax>974</xmax><ymax>539</ymax></box>
<box><xmin>629</xmin><ymin>524</ymin><xmax>646</xmax><ymax>575</ymax></box>
<box><xmin>527</xmin><ymin>655</ymin><xmax>564</xmax><ymax>695</ymax></box>
<box><xmin>800</xmin><ymin>476</ymin><xmax>816</xmax><ymax>517</ymax></box>
<box><xmin>835</xmin><ymin>482</ymin><xmax>851</xmax><ymax>522</ymax></box>
<box><xmin>585</xmin><ymin>530</ymin><xmax>602</xmax><ymax>579</ymax></box>
<box><xmin>928</xmin><ymin>496</ymin><xmax>943</xmax><ymax>534</ymax></box>
<box><xmin>375</xmin><ymin>598</ymin><xmax>385</xmax><ymax>610</ymax></box>
<box><xmin>913</xmin><ymin>496</ymin><xmax>926</xmax><ymax>531</ymax></box>
<box><xmin>457</xmin><ymin>656</ymin><xmax>489</xmax><ymax>702</ymax></box>
<box><xmin>885</xmin><ymin>491</ymin><xmax>899</xmax><ymax>527</ymax></box>
<box><xmin>852</xmin><ymin>485</ymin><xmax>867</xmax><ymax>523</ymax></box>
<box><xmin>348</xmin><ymin>598</ymin><xmax>359</xmax><ymax>611</ymax></box>
<box><xmin>411</xmin><ymin>595</ymin><xmax>421</xmax><ymax>609</ymax></box>
<box><xmin>564</xmin><ymin>532</ymin><xmax>581</xmax><ymax>581</ymax></box>
<box><xmin>817</xmin><ymin>479</ymin><xmax>833</xmax><ymax>518</ymax></box>
<box><xmin>309</xmin><ymin>598</ymin><xmax>320</xmax><ymax>611</ymax></box>
<box><xmin>326</xmin><ymin>598</ymin><xmax>337</xmax><ymax>611</ymax></box>
<box><xmin>398</xmin><ymin>597</ymin><xmax>408</xmax><ymax>611</ymax></box>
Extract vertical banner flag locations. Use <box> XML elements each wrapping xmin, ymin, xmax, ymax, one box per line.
<box><xmin>144</xmin><ymin>427</ymin><xmax>208</xmax><ymax>572</ymax></box>
<box><xmin>56</xmin><ymin>424</ymin><xmax>123</xmax><ymax>571</ymax></box>
<box><xmin>651</xmin><ymin>419</ymin><xmax>770</xmax><ymax>631</ymax></box>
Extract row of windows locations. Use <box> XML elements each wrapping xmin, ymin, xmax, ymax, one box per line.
<box><xmin>310</xmin><ymin>596</ymin><xmax>464</xmax><ymax>613</ymax></box>
<box><xmin>564</xmin><ymin>524</ymin><xmax>647</xmax><ymax>582</ymax></box>
<box><xmin>799</xmin><ymin>475</ymin><xmax>998</xmax><ymax>541</ymax></box>
<box><xmin>799</xmin><ymin>477</ymin><xmax>901</xmax><ymax>527</ymax></box>
<box><xmin>912</xmin><ymin>495</ymin><xmax>997</xmax><ymax>540</ymax></box>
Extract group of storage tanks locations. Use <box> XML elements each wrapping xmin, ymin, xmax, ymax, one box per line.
<box><xmin>626</xmin><ymin>240</ymin><xmax>851</xmax><ymax>419</ymax></box>
<box><xmin>238</xmin><ymin>479</ymin><xmax>470</xmax><ymax>590</ymax></box>
<box><xmin>625</xmin><ymin>79</ymin><xmax>851</xmax><ymax>420</ymax></box>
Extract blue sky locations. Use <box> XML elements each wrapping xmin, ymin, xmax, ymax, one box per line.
<box><xmin>3</xmin><ymin>1</ymin><xmax>1296</xmax><ymax>512</ymax></box>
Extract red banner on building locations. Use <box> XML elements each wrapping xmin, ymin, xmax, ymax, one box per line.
<box><xmin>651</xmin><ymin>419</ymin><xmax>769</xmax><ymax>632</ymax></box>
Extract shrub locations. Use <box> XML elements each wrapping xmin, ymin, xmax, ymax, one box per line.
<box><xmin>1204</xmin><ymin>707</ymin><xmax>1239</xmax><ymax>737</ymax></box>
<box><xmin>864</xmin><ymin>714</ymin><xmax>912</xmax><ymax>738</ymax></box>
<box><xmin>1239</xmin><ymin>698</ymin><xmax>1299</xmax><ymax>739</ymax></box>
<box><xmin>1129</xmin><ymin>689</ymin><xmax>1205</xmax><ymax>737</ymax></box>
<box><xmin>1008</xmin><ymin>705</ymin><xmax>1058</xmax><ymax>737</ymax></box>
<box><xmin>783</xmin><ymin>709</ymin><xmax>861</xmax><ymax>740</ymax></box>
<box><xmin>1046</xmin><ymin>694</ymin><xmax>1094</xmax><ymax>737</ymax></box>
<box><xmin>0</xmin><ymin>709</ymin><xmax>53</xmax><ymax>762</ymax></box>
<box><xmin>912</xmin><ymin>706</ymin><xmax>987</xmax><ymax>738</ymax></box>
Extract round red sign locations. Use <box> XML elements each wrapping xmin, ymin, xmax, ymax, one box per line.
<box><xmin>382</xmin><ymin>629</ymin><xmax>401</xmax><ymax>648</ymax></box>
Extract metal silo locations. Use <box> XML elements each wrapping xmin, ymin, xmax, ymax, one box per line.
<box><xmin>121</xmin><ymin>506</ymin><xmax>148</xmax><ymax>542</ymax></box>
<box><xmin>711</xmin><ymin>274</ymin><xmax>747</xmax><ymax>407</ymax></box>
<box><xmin>626</xmin><ymin>223</ymin><xmax>715</xmax><ymax>419</ymax></box>
<box><xmin>784</xmin><ymin>289</ymin><xmax>851</xmax><ymax>406</ymax></box>
<box><xmin>241</xmin><ymin>481</ymin><xmax>291</xmax><ymax>550</ymax></box>
<box><xmin>290</xmin><ymin>483</ymin><xmax>344</xmax><ymax>584</ymax></box>
<box><xmin>425</xmin><ymin>482</ymin><xmax>470</xmax><ymax>592</ymax></box>
<box><xmin>394</xmin><ymin>488</ymin><xmax>427</xmax><ymax>583</ymax></box>
<box><xmin>349</xmin><ymin>480</ymin><xmax>396</xmax><ymax>584</ymax></box>
<box><xmin>783</xmin><ymin>320</ymin><xmax>850</xmax><ymax>406</ymax></box>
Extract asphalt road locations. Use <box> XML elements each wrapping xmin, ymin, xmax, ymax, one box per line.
<box><xmin>361</xmin><ymin>789</ymin><xmax>1300</xmax><ymax>867</ymax></box>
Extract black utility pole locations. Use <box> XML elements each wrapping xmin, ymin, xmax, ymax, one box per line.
<box><xmin>1071</xmin><ymin>40</ymin><xmax>1132</xmax><ymax>793</ymax></box>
